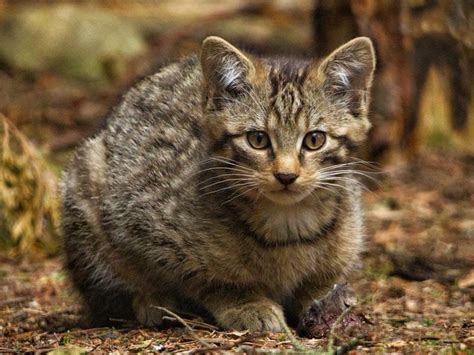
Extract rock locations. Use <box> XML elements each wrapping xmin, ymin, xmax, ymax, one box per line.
<box><xmin>0</xmin><ymin>4</ymin><xmax>145</xmax><ymax>83</ymax></box>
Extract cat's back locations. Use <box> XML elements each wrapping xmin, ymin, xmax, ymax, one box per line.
<box><xmin>103</xmin><ymin>55</ymin><xmax>208</xmax><ymax>185</ymax></box>
<box><xmin>64</xmin><ymin>55</ymin><xmax>210</xmax><ymax>231</ymax></box>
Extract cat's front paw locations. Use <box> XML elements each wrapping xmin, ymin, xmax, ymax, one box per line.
<box><xmin>217</xmin><ymin>301</ymin><xmax>285</xmax><ymax>332</ymax></box>
<box><xmin>133</xmin><ymin>295</ymin><xmax>164</xmax><ymax>327</ymax></box>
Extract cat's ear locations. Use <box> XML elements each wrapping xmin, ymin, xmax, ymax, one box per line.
<box><xmin>318</xmin><ymin>37</ymin><xmax>376</xmax><ymax>117</ymax></box>
<box><xmin>200</xmin><ymin>36</ymin><xmax>255</xmax><ymax>96</ymax></box>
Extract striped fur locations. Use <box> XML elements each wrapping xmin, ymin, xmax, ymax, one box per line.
<box><xmin>62</xmin><ymin>36</ymin><xmax>375</xmax><ymax>330</ymax></box>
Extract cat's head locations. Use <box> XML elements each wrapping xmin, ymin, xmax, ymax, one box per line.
<box><xmin>200</xmin><ymin>36</ymin><xmax>375</xmax><ymax>205</ymax></box>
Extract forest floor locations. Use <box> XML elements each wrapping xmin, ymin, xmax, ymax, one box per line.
<box><xmin>1</xmin><ymin>151</ymin><xmax>473</xmax><ymax>353</ymax></box>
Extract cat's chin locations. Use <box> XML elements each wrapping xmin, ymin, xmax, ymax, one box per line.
<box><xmin>264</xmin><ymin>189</ymin><xmax>311</xmax><ymax>206</ymax></box>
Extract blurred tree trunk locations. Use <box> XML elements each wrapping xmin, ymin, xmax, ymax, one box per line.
<box><xmin>313</xmin><ymin>0</ymin><xmax>473</xmax><ymax>161</ymax></box>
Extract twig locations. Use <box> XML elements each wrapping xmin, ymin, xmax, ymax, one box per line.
<box><xmin>162</xmin><ymin>315</ymin><xmax>219</xmax><ymax>331</ymax></box>
<box><xmin>185</xmin><ymin>318</ymin><xmax>220</xmax><ymax>331</ymax></box>
<box><xmin>327</xmin><ymin>304</ymin><xmax>356</xmax><ymax>353</ymax></box>
<box><xmin>273</xmin><ymin>309</ymin><xmax>307</xmax><ymax>351</ymax></box>
<box><xmin>151</xmin><ymin>306</ymin><xmax>215</xmax><ymax>349</ymax></box>
<box><xmin>188</xmin><ymin>333</ymin><xmax>261</xmax><ymax>354</ymax></box>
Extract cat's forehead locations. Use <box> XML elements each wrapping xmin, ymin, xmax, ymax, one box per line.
<box><xmin>251</xmin><ymin>58</ymin><xmax>325</xmax><ymax>130</ymax></box>
<box><xmin>267</xmin><ymin>59</ymin><xmax>310</xmax><ymax>90</ymax></box>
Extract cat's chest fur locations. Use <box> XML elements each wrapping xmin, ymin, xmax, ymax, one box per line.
<box><xmin>201</xmin><ymin>195</ymin><xmax>343</xmax><ymax>297</ymax></box>
<box><xmin>205</xmin><ymin>232</ymin><xmax>339</xmax><ymax>299</ymax></box>
<box><xmin>238</xmin><ymin>193</ymin><xmax>339</xmax><ymax>244</ymax></box>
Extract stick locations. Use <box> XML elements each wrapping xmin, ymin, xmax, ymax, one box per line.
<box><xmin>327</xmin><ymin>304</ymin><xmax>355</xmax><ymax>352</ymax></box>
<box><xmin>151</xmin><ymin>306</ymin><xmax>214</xmax><ymax>349</ymax></box>
<box><xmin>188</xmin><ymin>333</ymin><xmax>260</xmax><ymax>354</ymax></box>
<box><xmin>272</xmin><ymin>309</ymin><xmax>307</xmax><ymax>351</ymax></box>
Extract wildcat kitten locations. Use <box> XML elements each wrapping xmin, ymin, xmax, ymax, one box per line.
<box><xmin>62</xmin><ymin>36</ymin><xmax>375</xmax><ymax>331</ymax></box>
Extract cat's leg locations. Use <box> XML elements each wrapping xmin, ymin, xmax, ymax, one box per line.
<box><xmin>132</xmin><ymin>292</ymin><xmax>180</xmax><ymax>327</ymax></box>
<box><xmin>132</xmin><ymin>294</ymin><xmax>164</xmax><ymax>327</ymax></box>
<box><xmin>200</xmin><ymin>287</ymin><xmax>285</xmax><ymax>332</ymax></box>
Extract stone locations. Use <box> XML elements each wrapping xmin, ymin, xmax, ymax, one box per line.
<box><xmin>0</xmin><ymin>4</ymin><xmax>145</xmax><ymax>83</ymax></box>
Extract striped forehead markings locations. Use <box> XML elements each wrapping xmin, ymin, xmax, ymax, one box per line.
<box><xmin>269</xmin><ymin>63</ymin><xmax>309</xmax><ymax>125</ymax></box>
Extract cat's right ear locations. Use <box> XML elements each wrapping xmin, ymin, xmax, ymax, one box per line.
<box><xmin>200</xmin><ymin>36</ymin><xmax>255</xmax><ymax>97</ymax></box>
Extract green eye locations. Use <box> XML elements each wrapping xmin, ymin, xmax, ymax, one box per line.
<box><xmin>303</xmin><ymin>131</ymin><xmax>326</xmax><ymax>150</ymax></box>
<box><xmin>247</xmin><ymin>131</ymin><xmax>270</xmax><ymax>149</ymax></box>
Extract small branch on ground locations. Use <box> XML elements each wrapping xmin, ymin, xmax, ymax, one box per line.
<box><xmin>327</xmin><ymin>304</ymin><xmax>356</xmax><ymax>352</ymax></box>
<box><xmin>152</xmin><ymin>306</ymin><xmax>215</xmax><ymax>350</ymax></box>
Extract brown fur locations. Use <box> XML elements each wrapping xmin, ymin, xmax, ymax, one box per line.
<box><xmin>62</xmin><ymin>36</ymin><xmax>376</xmax><ymax>330</ymax></box>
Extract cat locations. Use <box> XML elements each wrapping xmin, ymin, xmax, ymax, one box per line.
<box><xmin>61</xmin><ymin>36</ymin><xmax>375</xmax><ymax>331</ymax></box>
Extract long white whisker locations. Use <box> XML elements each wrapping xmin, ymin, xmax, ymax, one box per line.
<box><xmin>312</xmin><ymin>184</ymin><xmax>337</xmax><ymax>194</ymax></box>
<box><xmin>206</xmin><ymin>157</ymin><xmax>254</xmax><ymax>173</ymax></box>
<box><xmin>323</xmin><ymin>177</ymin><xmax>371</xmax><ymax>192</ymax></box>
<box><xmin>200</xmin><ymin>177</ymin><xmax>256</xmax><ymax>191</ymax></box>
<box><xmin>320</xmin><ymin>170</ymin><xmax>379</xmax><ymax>184</ymax></box>
<box><xmin>318</xmin><ymin>181</ymin><xmax>354</xmax><ymax>194</ymax></box>
<box><xmin>197</xmin><ymin>173</ymin><xmax>254</xmax><ymax>186</ymax></box>
<box><xmin>199</xmin><ymin>181</ymin><xmax>256</xmax><ymax>197</ymax></box>
<box><xmin>221</xmin><ymin>185</ymin><xmax>259</xmax><ymax>206</ymax></box>
<box><xmin>195</xmin><ymin>166</ymin><xmax>252</xmax><ymax>177</ymax></box>
<box><xmin>318</xmin><ymin>161</ymin><xmax>379</xmax><ymax>173</ymax></box>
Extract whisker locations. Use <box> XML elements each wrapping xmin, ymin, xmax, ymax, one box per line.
<box><xmin>221</xmin><ymin>185</ymin><xmax>259</xmax><ymax>206</ymax></box>
<box><xmin>312</xmin><ymin>184</ymin><xmax>337</xmax><ymax>195</ymax></box>
<box><xmin>199</xmin><ymin>181</ymin><xmax>256</xmax><ymax>197</ymax></box>
<box><xmin>206</xmin><ymin>157</ymin><xmax>255</xmax><ymax>173</ymax></box>
<box><xmin>197</xmin><ymin>173</ymin><xmax>254</xmax><ymax>186</ymax></box>
<box><xmin>194</xmin><ymin>166</ymin><xmax>252</xmax><ymax>177</ymax></box>
<box><xmin>318</xmin><ymin>181</ymin><xmax>354</xmax><ymax>194</ymax></box>
<box><xmin>200</xmin><ymin>177</ymin><xmax>256</xmax><ymax>191</ymax></box>
<box><xmin>320</xmin><ymin>170</ymin><xmax>380</xmax><ymax>185</ymax></box>
<box><xmin>318</xmin><ymin>161</ymin><xmax>380</xmax><ymax>173</ymax></box>
<box><xmin>323</xmin><ymin>177</ymin><xmax>371</xmax><ymax>192</ymax></box>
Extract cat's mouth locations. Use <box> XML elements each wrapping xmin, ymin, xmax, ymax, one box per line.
<box><xmin>265</xmin><ymin>187</ymin><xmax>311</xmax><ymax>205</ymax></box>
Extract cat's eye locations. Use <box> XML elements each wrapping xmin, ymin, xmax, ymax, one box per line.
<box><xmin>247</xmin><ymin>131</ymin><xmax>270</xmax><ymax>149</ymax></box>
<box><xmin>303</xmin><ymin>131</ymin><xmax>326</xmax><ymax>150</ymax></box>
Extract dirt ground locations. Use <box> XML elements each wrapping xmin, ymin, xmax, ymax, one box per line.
<box><xmin>1</xmin><ymin>152</ymin><xmax>473</xmax><ymax>353</ymax></box>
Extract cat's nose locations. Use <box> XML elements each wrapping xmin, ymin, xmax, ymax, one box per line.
<box><xmin>274</xmin><ymin>173</ymin><xmax>299</xmax><ymax>186</ymax></box>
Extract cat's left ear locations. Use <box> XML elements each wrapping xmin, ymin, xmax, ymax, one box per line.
<box><xmin>200</xmin><ymin>36</ymin><xmax>255</xmax><ymax>97</ymax></box>
<box><xmin>317</xmin><ymin>37</ymin><xmax>376</xmax><ymax>118</ymax></box>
